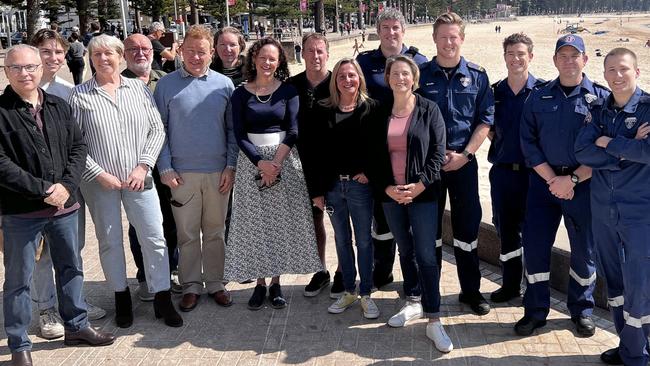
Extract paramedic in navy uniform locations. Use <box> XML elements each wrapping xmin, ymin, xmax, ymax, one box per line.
<box><xmin>416</xmin><ymin>12</ymin><xmax>494</xmax><ymax>316</ymax></box>
<box><xmin>517</xmin><ymin>34</ymin><xmax>609</xmax><ymax>337</ymax></box>
<box><xmin>356</xmin><ymin>7</ymin><xmax>427</xmax><ymax>288</ymax></box>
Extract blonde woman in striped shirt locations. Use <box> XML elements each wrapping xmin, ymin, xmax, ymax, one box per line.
<box><xmin>68</xmin><ymin>34</ymin><xmax>182</xmax><ymax>329</ymax></box>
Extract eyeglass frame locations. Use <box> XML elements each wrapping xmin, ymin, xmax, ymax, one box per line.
<box><xmin>125</xmin><ymin>47</ymin><xmax>153</xmax><ymax>55</ymax></box>
<box><xmin>4</xmin><ymin>64</ymin><xmax>42</xmax><ymax>74</ymax></box>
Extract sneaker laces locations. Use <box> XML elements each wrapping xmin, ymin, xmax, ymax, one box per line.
<box><xmin>362</xmin><ymin>297</ymin><xmax>378</xmax><ymax>312</ymax></box>
<box><xmin>41</xmin><ymin>309</ymin><xmax>61</xmax><ymax>325</ymax></box>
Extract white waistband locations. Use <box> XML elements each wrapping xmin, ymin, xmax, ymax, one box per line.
<box><xmin>248</xmin><ymin>132</ymin><xmax>286</xmax><ymax>146</ymax></box>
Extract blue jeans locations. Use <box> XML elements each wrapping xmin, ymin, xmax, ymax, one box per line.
<box><xmin>81</xmin><ymin>180</ymin><xmax>170</xmax><ymax>293</ymax></box>
<box><xmin>383</xmin><ymin>200</ymin><xmax>441</xmax><ymax>317</ymax></box>
<box><xmin>2</xmin><ymin>211</ymin><xmax>88</xmax><ymax>352</ymax></box>
<box><xmin>32</xmin><ymin>191</ymin><xmax>86</xmax><ymax>310</ymax></box>
<box><xmin>325</xmin><ymin>180</ymin><xmax>374</xmax><ymax>296</ymax></box>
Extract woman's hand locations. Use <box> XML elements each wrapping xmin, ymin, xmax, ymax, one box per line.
<box><xmin>353</xmin><ymin>173</ymin><xmax>368</xmax><ymax>184</ymax></box>
<box><xmin>257</xmin><ymin>160</ymin><xmax>281</xmax><ymax>176</ymax></box>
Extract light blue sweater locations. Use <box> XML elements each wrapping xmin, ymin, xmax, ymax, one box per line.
<box><xmin>154</xmin><ymin>68</ymin><xmax>238</xmax><ymax>174</ymax></box>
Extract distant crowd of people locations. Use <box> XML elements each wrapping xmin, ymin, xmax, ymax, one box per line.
<box><xmin>0</xmin><ymin>8</ymin><xmax>649</xmax><ymax>366</ymax></box>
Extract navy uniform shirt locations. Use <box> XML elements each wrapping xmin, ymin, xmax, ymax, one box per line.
<box><xmin>488</xmin><ymin>74</ymin><xmax>543</xmax><ymax>164</ymax></box>
<box><xmin>575</xmin><ymin>87</ymin><xmax>650</xmax><ymax>225</ymax></box>
<box><xmin>417</xmin><ymin>56</ymin><xmax>495</xmax><ymax>152</ymax></box>
<box><xmin>520</xmin><ymin>74</ymin><xmax>610</xmax><ymax>168</ymax></box>
<box><xmin>356</xmin><ymin>45</ymin><xmax>427</xmax><ymax>104</ymax></box>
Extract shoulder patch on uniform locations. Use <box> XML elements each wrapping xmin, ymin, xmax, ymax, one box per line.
<box><xmin>467</xmin><ymin>62</ymin><xmax>486</xmax><ymax>73</ymax></box>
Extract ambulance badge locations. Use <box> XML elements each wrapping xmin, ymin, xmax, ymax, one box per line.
<box><xmin>460</xmin><ymin>77</ymin><xmax>471</xmax><ymax>87</ymax></box>
<box><xmin>625</xmin><ymin>117</ymin><xmax>637</xmax><ymax>129</ymax></box>
<box><xmin>584</xmin><ymin>93</ymin><xmax>597</xmax><ymax>104</ymax></box>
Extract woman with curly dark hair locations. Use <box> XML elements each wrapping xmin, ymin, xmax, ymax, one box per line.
<box><xmin>224</xmin><ymin>37</ymin><xmax>322</xmax><ymax>310</ymax></box>
<box><xmin>210</xmin><ymin>26</ymin><xmax>247</xmax><ymax>87</ymax></box>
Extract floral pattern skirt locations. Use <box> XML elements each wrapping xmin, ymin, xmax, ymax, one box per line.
<box><xmin>224</xmin><ymin>145</ymin><xmax>323</xmax><ymax>281</ymax></box>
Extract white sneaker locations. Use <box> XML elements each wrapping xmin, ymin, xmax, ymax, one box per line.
<box><xmin>426</xmin><ymin>321</ymin><xmax>453</xmax><ymax>353</ymax></box>
<box><xmin>86</xmin><ymin>301</ymin><xmax>107</xmax><ymax>321</ymax></box>
<box><xmin>328</xmin><ymin>292</ymin><xmax>358</xmax><ymax>314</ymax></box>
<box><xmin>360</xmin><ymin>295</ymin><xmax>380</xmax><ymax>319</ymax></box>
<box><xmin>39</xmin><ymin>308</ymin><xmax>64</xmax><ymax>339</ymax></box>
<box><xmin>137</xmin><ymin>281</ymin><xmax>155</xmax><ymax>302</ymax></box>
<box><xmin>388</xmin><ymin>300</ymin><xmax>423</xmax><ymax>327</ymax></box>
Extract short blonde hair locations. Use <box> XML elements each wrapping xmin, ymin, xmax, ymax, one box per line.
<box><xmin>88</xmin><ymin>34</ymin><xmax>124</xmax><ymax>57</ymax></box>
<box><xmin>184</xmin><ymin>25</ymin><xmax>214</xmax><ymax>48</ymax></box>
<box><xmin>320</xmin><ymin>58</ymin><xmax>370</xmax><ymax>108</ymax></box>
<box><xmin>384</xmin><ymin>55</ymin><xmax>420</xmax><ymax>91</ymax></box>
<box><xmin>433</xmin><ymin>12</ymin><xmax>465</xmax><ymax>37</ymax></box>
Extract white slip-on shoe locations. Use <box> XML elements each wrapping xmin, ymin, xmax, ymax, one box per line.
<box><xmin>387</xmin><ymin>299</ymin><xmax>423</xmax><ymax>327</ymax></box>
<box><xmin>426</xmin><ymin>321</ymin><xmax>453</xmax><ymax>353</ymax></box>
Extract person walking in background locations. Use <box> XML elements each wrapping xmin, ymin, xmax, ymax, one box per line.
<box><xmin>417</xmin><ymin>12</ymin><xmax>494</xmax><ymax>316</ymax></box>
<box><xmin>66</xmin><ymin>32</ymin><xmax>86</xmax><ymax>85</ymax></box>
<box><xmin>27</xmin><ymin>28</ymin><xmax>106</xmax><ymax>341</ymax></box>
<box><xmin>0</xmin><ymin>45</ymin><xmax>115</xmax><ymax>366</ymax></box>
<box><xmin>155</xmin><ymin>25</ymin><xmax>237</xmax><ymax>312</ymax></box>
<box><xmin>367</xmin><ymin>55</ymin><xmax>451</xmax><ymax>352</ymax></box>
<box><xmin>357</xmin><ymin>7</ymin><xmax>427</xmax><ymax>291</ymax></box>
<box><xmin>120</xmin><ymin>33</ymin><xmax>181</xmax><ymax>302</ymax></box>
<box><xmin>309</xmin><ymin>58</ymin><xmax>381</xmax><ymax>319</ymax></box>
<box><xmin>225</xmin><ymin>37</ymin><xmax>322</xmax><ymax>310</ymax></box>
<box><xmin>575</xmin><ymin>47</ymin><xmax>650</xmax><ymax>366</ymax></box>
<box><xmin>517</xmin><ymin>34</ymin><xmax>609</xmax><ymax>337</ymax></box>
<box><xmin>487</xmin><ymin>33</ymin><xmax>544</xmax><ymax>303</ymax></box>
<box><xmin>288</xmin><ymin>33</ymin><xmax>341</xmax><ymax>298</ymax></box>
<box><xmin>69</xmin><ymin>35</ymin><xmax>182</xmax><ymax>329</ymax></box>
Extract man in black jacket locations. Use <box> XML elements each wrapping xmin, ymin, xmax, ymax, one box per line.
<box><xmin>0</xmin><ymin>45</ymin><xmax>115</xmax><ymax>366</ymax></box>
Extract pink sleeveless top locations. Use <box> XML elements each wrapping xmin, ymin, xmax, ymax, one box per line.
<box><xmin>387</xmin><ymin>111</ymin><xmax>413</xmax><ymax>185</ymax></box>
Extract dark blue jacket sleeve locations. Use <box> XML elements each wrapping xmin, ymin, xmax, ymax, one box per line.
<box><xmin>574</xmin><ymin>122</ymin><xmax>621</xmax><ymax>170</ymax></box>
<box><xmin>232</xmin><ymin>88</ymin><xmax>263</xmax><ymax>166</ymax></box>
<box><xmin>605</xmin><ymin>134</ymin><xmax>650</xmax><ymax>165</ymax></box>
<box><xmin>520</xmin><ymin>97</ymin><xmax>546</xmax><ymax>168</ymax></box>
<box><xmin>476</xmin><ymin>73</ymin><xmax>495</xmax><ymax>127</ymax></box>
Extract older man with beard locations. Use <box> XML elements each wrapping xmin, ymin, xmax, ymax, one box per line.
<box><xmin>121</xmin><ymin>34</ymin><xmax>180</xmax><ymax>302</ymax></box>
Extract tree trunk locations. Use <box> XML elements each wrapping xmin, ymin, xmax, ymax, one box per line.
<box><xmin>26</xmin><ymin>0</ymin><xmax>39</xmax><ymax>41</ymax></box>
<box><xmin>76</xmin><ymin>0</ymin><xmax>91</xmax><ymax>36</ymax></box>
<box><xmin>188</xmin><ymin>0</ymin><xmax>199</xmax><ymax>25</ymax></box>
<box><xmin>314</xmin><ymin>0</ymin><xmax>325</xmax><ymax>33</ymax></box>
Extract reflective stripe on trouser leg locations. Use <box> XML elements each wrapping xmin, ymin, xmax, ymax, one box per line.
<box><xmin>373</xmin><ymin>203</ymin><xmax>395</xmax><ymax>280</ymax></box>
<box><xmin>521</xmin><ymin>173</ymin><xmax>562</xmax><ymax>320</ymax></box>
<box><xmin>618</xmin><ymin>223</ymin><xmax>650</xmax><ymax>366</ymax></box>
<box><xmin>489</xmin><ymin>165</ymin><xmax>527</xmax><ymax>290</ymax></box>
<box><xmin>561</xmin><ymin>184</ymin><xmax>596</xmax><ymax>319</ymax></box>
<box><xmin>441</xmin><ymin>159</ymin><xmax>482</xmax><ymax>296</ymax></box>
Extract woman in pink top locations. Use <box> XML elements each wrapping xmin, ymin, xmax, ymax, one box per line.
<box><xmin>367</xmin><ymin>55</ymin><xmax>450</xmax><ymax>353</ymax></box>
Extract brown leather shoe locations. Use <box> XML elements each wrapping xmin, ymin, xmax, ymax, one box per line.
<box><xmin>179</xmin><ymin>293</ymin><xmax>199</xmax><ymax>312</ymax></box>
<box><xmin>211</xmin><ymin>290</ymin><xmax>233</xmax><ymax>307</ymax></box>
<box><xmin>64</xmin><ymin>326</ymin><xmax>115</xmax><ymax>346</ymax></box>
<box><xmin>11</xmin><ymin>350</ymin><xmax>32</xmax><ymax>366</ymax></box>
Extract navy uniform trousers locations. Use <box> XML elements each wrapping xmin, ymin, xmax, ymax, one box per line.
<box><xmin>489</xmin><ymin>164</ymin><xmax>527</xmax><ymax>291</ymax></box>
<box><xmin>435</xmin><ymin>159</ymin><xmax>482</xmax><ymax>296</ymax></box>
<box><xmin>593</xmin><ymin>212</ymin><xmax>650</xmax><ymax>366</ymax></box>
<box><xmin>521</xmin><ymin>172</ymin><xmax>596</xmax><ymax>321</ymax></box>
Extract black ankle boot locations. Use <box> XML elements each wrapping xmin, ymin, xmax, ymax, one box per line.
<box><xmin>115</xmin><ymin>287</ymin><xmax>133</xmax><ymax>328</ymax></box>
<box><xmin>154</xmin><ymin>290</ymin><xmax>183</xmax><ymax>327</ymax></box>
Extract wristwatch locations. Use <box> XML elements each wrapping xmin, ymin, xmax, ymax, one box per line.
<box><xmin>462</xmin><ymin>150</ymin><xmax>475</xmax><ymax>162</ymax></box>
<box><xmin>570</xmin><ymin>173</ymin><xmax>580</xmax><ymax>184</ymax></box>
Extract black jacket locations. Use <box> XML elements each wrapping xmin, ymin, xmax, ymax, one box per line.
<box><xmin>0</xmin><ymin>86</ymin><xmax>87</xmax><ymax>215</ymax></box>
<box><xmin>367</xmin><ymin>94</ymin><xmax>446</xmax><ymax>202</ymax></box>
<box><xmin>303</xmin><ymin>98</ymin><xmax>380</xmax><ymax>197</ymax></box>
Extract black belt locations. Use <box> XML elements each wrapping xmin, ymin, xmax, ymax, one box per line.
<box><xmin>550</xmin><ymin>165</ymin><xmax>577</xmax><ymax>175</ymax></box>
<box><xmin>495</xmin><ymin>163</ymin><xmax>525</xmax><ymax>171</ymax></box>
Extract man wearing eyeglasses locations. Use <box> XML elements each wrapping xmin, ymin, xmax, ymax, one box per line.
<box><xmin>0</xmin><ymin>45</ymin><xmax>116</xmax><ymax>366</ymax></box>
<box><xmin>121</xmin><ymin>33</ymin><xmax>181</xmax><ymax>303</ymax></box>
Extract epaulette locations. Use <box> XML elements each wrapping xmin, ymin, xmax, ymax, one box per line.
<box><xmin>404</xmin><ymin>46</ymin><xmax>420</xmax><ymax>59</ymax></box>
<box><xmin>491</xmin><ymin>79</ymin><xmax>504</xmax><ymax>89</ymax></box>
<box><xmin>467</xmin><ymin>62</ymin><xmax>486</xmax><ymax>73</ymax></box>
<box><xmin>534</xmin><ymin>78</ymin><xmax>548</xmax><ymax>86</ymax></box>
<box><xmin>639</xmin><ymin>95</ymin><xmax>650</xmax><ymax>104</ymax></box>
<box><xmin>358</xmin><ymin>50</ymin><xmax>373</xmax><ymax>56</ymax></box>
<box><xmin>592</xmin><ymin>80</ymin><xmax>609</xmax><ymax>91</ymax></box>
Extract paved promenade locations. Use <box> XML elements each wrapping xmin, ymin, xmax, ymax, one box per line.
<box><xmin>0</xmin><ymin>212</ymin><xmax>619</xmax><ymax>365</ymax></box>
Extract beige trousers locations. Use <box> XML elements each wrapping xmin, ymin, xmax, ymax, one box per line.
<box><xmin>170</xmin><ymin>172</ymin><xmax>229</xmax><ymax>294</ymax></box>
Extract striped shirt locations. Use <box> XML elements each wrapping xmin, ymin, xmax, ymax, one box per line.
<box><xmin>68</xmin><ymin>76</ymin><xmax>165</xmax><ymax>182</ymax></box>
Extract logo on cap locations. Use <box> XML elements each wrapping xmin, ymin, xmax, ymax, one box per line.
<box><xmin>564</xmin><ymin>35</ymin><xmax>575</xmax><ymax>42</ymax></box>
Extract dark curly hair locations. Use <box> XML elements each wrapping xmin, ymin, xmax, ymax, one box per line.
<box><xmin>244</xmin><ymin>37</ymin><xmax>290</xmax><ymax>82</ymax></box>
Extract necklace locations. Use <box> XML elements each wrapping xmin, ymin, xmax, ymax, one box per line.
<box><xmin>339</xmin><ymin>103</ymin><xmax>356</xmax><ymax>112</ymax></box>
<box><xmin>255</xmin><ymin>81</ymin><xmax>275</xmax><ymax>104</ymax></box>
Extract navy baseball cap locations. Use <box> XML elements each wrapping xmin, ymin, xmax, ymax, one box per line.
<box><xmin>555</xmin><ymin>34</ymin><xmax>585</xmax><ymax>54</ymax></box>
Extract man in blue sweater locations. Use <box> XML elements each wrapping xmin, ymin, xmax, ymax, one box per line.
<box><xmin>154</xmin><ymin>25</ymin><xmax>238</xmax><ymax>312</ymax></box>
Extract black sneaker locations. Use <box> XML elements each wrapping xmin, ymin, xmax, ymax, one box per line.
<box><xmin>330</xmin><ymin>271</ymin><xmax>344</xmax><ymax>299</ymax></box>
<box><xmin>268</xmin><ymin>283</ymin><xmax>287</xmax><ymax>309</ymax></box>
<box><xmin>247</xmin><ymin>285</ymin><xmax>266</xmax><ymax>310</ymax></box>
<box><xmin>304</xmin><ymin>271</ymin><xmax>330</xmax><ymax>297</ymax></box>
